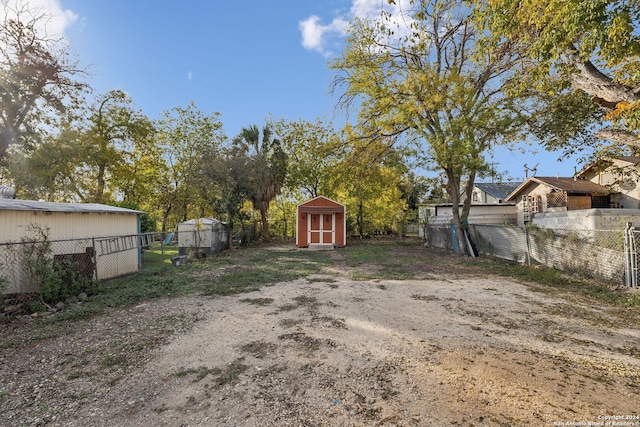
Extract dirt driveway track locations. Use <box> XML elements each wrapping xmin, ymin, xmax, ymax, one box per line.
<box><xmin>1</xmin><ymin>241</ymin><xmax>639</xmax><ymax>426</ymax></box>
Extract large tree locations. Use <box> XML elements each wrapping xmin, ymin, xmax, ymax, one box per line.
<box><xmin>4</xmin><ymin>90</ymin><xmax>157</xmax><ymax>203</ymax></box>
<box><xmin>474</xmin><ymin>0</ymin><xmax>640</xmax><ymax>147</ymax></box>
<box><xmin>235</xmin><ymin>125</ymin><xmax>287</xmax><ymax>242</ymax></box>
<box><xmin>202</xmin><ymin>144</ymin><xmax>252</xmax><ymax>250</ymax></box>
<box><xmin>0</xmin><ymin>0</ymin><xmax>87</xmax><ymax>161</ymax></box>
<box><xmin>269</xmin><ymin>117</ymin><xmax>343</xmax><ymax>199</ymax></box>
<box><xmin>155</xmin><ymin>102</ymin><xmax>226</xmax><ymax>229</ymax></box>
<box><xmin>331</xmin><ymin>0</ymin><xmax>524</xmax><ymax>254</ymax></box>
<box><xmin>325</xmin><ymin>124</ymin><xmax>408</xmax><ymax>236</ymax></box>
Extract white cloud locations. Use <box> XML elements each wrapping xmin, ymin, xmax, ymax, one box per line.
<box><xmin>187</xmin><ymin>71</ymin><xmax>193</xmax><ymax>80</ymax></box>
<box><xmin>299</xmin><ymin>14</ymin><xmax>348</xmax><ymax>56</ymax></box>
<box><xmin>1</xmin><ymin>0</ymin><xmax>78</xmax><ymax>40</ymax></box>
<box><xmin>299</xmin><ymin>0</ymin><xmax>415</xmax><ymax>56</ymax></box>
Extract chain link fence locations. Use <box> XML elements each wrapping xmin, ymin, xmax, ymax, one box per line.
<box><xmin>0</xmin><ymin>229</ymin><xmax>235</xmax><ymax>320</ymax></box>
<box><xmin>425</xmin><ymin>224</ymin><xmax>629</xmax><ymax>286</ymax></box>
<box><xmin>0</xmin><ymin>233</ymin><xmax>172</xmax><ymax>320</ymax></box>
<box><xmin>4</xmin><ymin>222</ymin><xmax>632</xmax><ymax>320</ymax></box>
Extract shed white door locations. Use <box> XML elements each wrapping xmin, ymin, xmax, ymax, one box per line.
<box><xmin>308</xmin><ymin>213</ymin><xmax>334</xmax><ymax>245</ymax></box>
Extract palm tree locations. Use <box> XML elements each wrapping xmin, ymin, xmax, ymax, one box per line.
<box><xmin>236</xmin><ymin>125</ymin><xmax>287</xmax><ymax>242</ymax></box>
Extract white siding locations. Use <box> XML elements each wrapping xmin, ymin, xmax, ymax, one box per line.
<box><xmin>0</xmin><ymin>211</ymin><xmax>138</xmax><ymax>243</ymax></box>
<box><xmin>532</xmin><ymin>208</ymin><xmax>640</xmax><ymax>231</ymax></box>
<box><xmin>0</xmin><ymin>207</ymin><xmax>140</xmax><ymax>294</ymax></box>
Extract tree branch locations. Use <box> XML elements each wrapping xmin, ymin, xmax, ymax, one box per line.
<box><xmin>561</xmin><ymin>48</ymin><xmax>640</xmax><ymax>104</ymax></box>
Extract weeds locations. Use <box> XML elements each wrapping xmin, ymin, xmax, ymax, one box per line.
<box><xmin>173</xmin><ymin>359</ymin><xmax>248</xmax><ymax>386</ymax></box>
<box><xmin>240</xmin><ymin>340</ymin><xmax>278</xmax><ymax>358</ymax></box>
<box><xmin>200</xmin><ymin>248</ymin><xmax>331</xmax><ymax>296</ymax></box>
<box><xmin>239</xmin><ymin>297</ymin><xmax>274</xmax><ymax>306</ymax></box>
<box><xmin>174</xmin><ymin>366</ymin><xmax>220</xmax><ymax>382</ymax></box>
<box><xmin>215</xmin><ymin>359</ymin><xmax>249</xmax><ymax>385</ymax></box>
<box><xmin>474</xmin><ymin>260</ymin><xmax>640</xmax><ymax>308</ymax></box>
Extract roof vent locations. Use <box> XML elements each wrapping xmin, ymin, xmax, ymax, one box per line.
<box><xmin>0</xmin><ymin>186</ymin><xmax>16</xmax><ymax>199</ymax></box>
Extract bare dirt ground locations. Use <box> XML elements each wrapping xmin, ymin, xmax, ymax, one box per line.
<box><xmin>1</xmin><ymin>242</ymin><xmax>639</xmax><ymax>426</ymax></box>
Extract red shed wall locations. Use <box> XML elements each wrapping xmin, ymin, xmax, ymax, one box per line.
<box><xmin>297</xmin><ymin>210</ymin><xmax>308</xmax><ymax>246</ymax></box>
<box><xmin>334</xmin><ymin>211</ymin><xmax>345</xmax><ymax>246</ymax></box>
<box><xmin>296</xmin><ymin>197</ymin><xmax>346</xmax><ymax>247</ymax></box>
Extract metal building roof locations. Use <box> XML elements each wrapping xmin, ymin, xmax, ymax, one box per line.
<box><xmin>474</xmin><ymin>182</ymin><xmax>522</xmax><ymax>200</ymax></box>
<box><xmin>180</xmin><ymin>218</ymin><xmax>225</xmax><ymax>225</ymax></box>
<box><xmin>0</xmin><ymin>199</ymin><xmax>143</xmax><ymax>214</ymax></box>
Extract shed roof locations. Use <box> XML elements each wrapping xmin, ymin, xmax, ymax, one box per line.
<box><xmin>180</xmin><ymin>218</ymin><xmax>225</xmax><ymax>225</ymax></box>
<box><xmin>0</xmin><ymin>199</ymin><xmax>143</xmax><ymax>214</ymax></box>
<box><xmin>505</xmin><ymin>177</ymin><xmax>611</xmax><ymax>201</ymax></box>
<box><xmin>297</xmin><ymin>196</ymin><xmax>345</xmax><ymax>209</ymax></box>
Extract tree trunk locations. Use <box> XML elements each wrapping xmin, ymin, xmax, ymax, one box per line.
<box><xmin>460</xmin><ymin>170</ymin><xmax>476</xmax><ymax>224</ymax></box>
<box><xmin>357</xmin><ymin>200</ymin><xmax>364</xmax><ymax>237</ymax></box>
<box><xmin>95</xmin><ymin>163</ymin><xmax>106</xmax><ymax>203</ymax></box>
<box><xmin>596</xmin><ymin>129</ymin><xmax>640</xmax><ymax>147</ymax></box>
<box><xmin>260</xmin><ymin>208</ymin><xmax>270</xmax><ymax>242</ymax></box>
<box><xmin>0</xmin><ymin>128</ymin><xmax>14</xmax><ymax>162</ymax></box>
<box><xmin>226</xmin><ymin>220</ymin><xmax>234</xmax><ymax>251</ymax></box>
<box><xmin>446</xmin><ymin>170</ymin><xmax>469</xmax><ymax>256</ymax></box>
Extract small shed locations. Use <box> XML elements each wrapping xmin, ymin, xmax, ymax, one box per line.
<box><xmin>177</xmin><ymin>218</ymin><xmax>228</xmax><ymax>257</ymax></box>
<box><xmin>0</xmin><ymin>197</ymin><xmax>143</xmax><ymax>294</ymax></box>
<box><xmin>296</xmin><ymin>196</ymin><xmax>346</xmax><ymax>249</ymax></box>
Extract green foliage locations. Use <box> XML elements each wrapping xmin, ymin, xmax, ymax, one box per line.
<box><xmin>331</xmin><ymin>0</ymin><xmax>527</xmax><ymax>252</ymax></box>
<box><xmin>21</xmin><ymin>225</ymin><xmax>97</xmax><ymax>306</ymax></box>
<box><xmin>113</xmin><ymin>201</ymin><xmax>157</xmax><ymax>232</ymax></box>
<box><xmin>0</xmin><ymin>1</ymin><xmax>88</xmax><ymax>161</ymax></box>
<box><xmin>474</xmin><ymin>0</ymin><xmax>640</xmax><ymax>147</ymax></box>
<box><xmin>155</xmin><ymin>101</ymin><xmax>227</xmax><ymax>230</ymax></box>
<box><xmin>203</xmin><ymin>145</ymin><xmax>254</xmax><ymax>249</ymax></box>
<box><xmin>267</xmin><ymin>194</ymin><xmax>299</xmax><ymax>239</ymax></box>
<box><xmin>270</xmin><ymin>117</ymin><xmax>343</xmax><ymax>199</ymax></box>
<box><xmin>5</xmin><ymin>90</ymin><xmax>159</xmax><ymax>204</ymax></box>
<box><xmin>233</xmin><ymin>124</ymin><xmax>288</xmax><ymax>242</ymax></box>
<box><xmin>525</xmin><ymin>89</ymin><xmax>604</xmax><ymax>157</ymax></box>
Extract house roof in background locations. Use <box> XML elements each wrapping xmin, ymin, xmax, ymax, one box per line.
<box><xmin>505</xmin><ymin>177</ymin><xmax>611</xmax><ymax>201</ymax></box>
<box><xmin>474</xmin><ymin>182</ymin><xmax>522</xmax><ymax>200</ymax></box>
<box><xmin>0</xmin><ymin>199</ymin><xmax>143</xmax><ymax>214</ymax></box>
<box><xmin>576</xmin><ymin>156</ymin><xmax>640</xmax><ymax>177</ymax></box>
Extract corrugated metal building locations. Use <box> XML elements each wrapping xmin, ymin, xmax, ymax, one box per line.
<box><xmin>0</xmin><ymin>197</ymin><xmax>143</xmax><ymax>294</ymax></box>
<box><xmin>177</xmin><ymin>218</ymin><xmax>228</xmax><ymax>257</ymax></box>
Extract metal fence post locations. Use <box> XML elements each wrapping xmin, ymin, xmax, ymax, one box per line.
<box><xmin>525</xmin><ymin>226</ymin><xmax>531</xmax><ymax>266</ymax></box>
<box><xmin>624</xmin><ymin>222</ymin><xmax>637</xmax><ymax>288</ymax></box>
<box><xmin>92</xmin><ymin>237</ymin><xmax>98</xmax><ymax>281</ymax></box>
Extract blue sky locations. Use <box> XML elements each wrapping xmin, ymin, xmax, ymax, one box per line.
<box><xmin>19</xmin><ymin>0</ymin><xmax>585</xmax><ymax>182</ymax></box>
